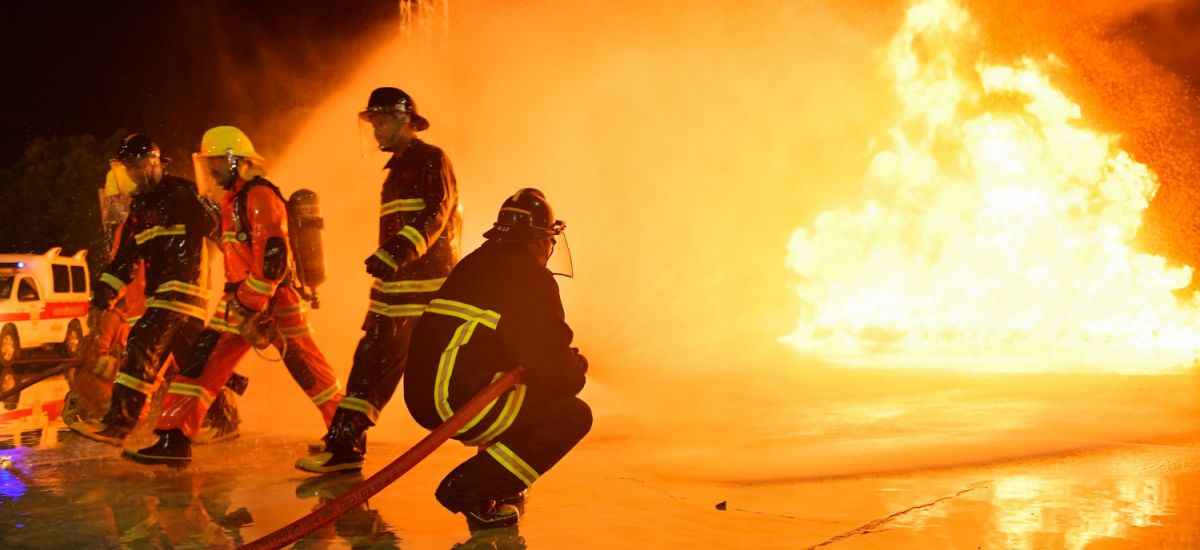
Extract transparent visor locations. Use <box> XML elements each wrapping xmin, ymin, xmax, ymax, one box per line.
<box><xmin>108</xmin><ymin>155</ymin><xmax>163</xmax><ymax>195</ymax></box>
<box><xmin>192</xmin><ymin>153</ymin><xmax>241</xmax><ymax>200</ymax></box>
<box><xmin>358</xmin><ymin>109</ymin><xmax>409</xmax><ymax>158</ymax></box>
<box><xmin>548</xmin><ymin>225</ymin><xmax>574</xmax><ymax>278</ymax></box>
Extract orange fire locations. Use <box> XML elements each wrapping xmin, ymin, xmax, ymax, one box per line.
<box><xmin>784</xmin><ymin>0</ymin><xmax>1200</xmax><ymax>373</ymax></box>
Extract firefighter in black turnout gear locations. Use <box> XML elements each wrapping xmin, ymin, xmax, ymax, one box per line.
<box><xmin>405</xmin><ymin>189</ymin><xmax>591</xmax><ymax>532</ymax></box>
<box><xmin>297</xmin><ymin>87</ymin><xmax>461</xmax><ymax>473</ymax></box>
<box><xmin>71</xmin><ymin>134</ymin><xmax>241</xmax><ymax>446</ymax></box>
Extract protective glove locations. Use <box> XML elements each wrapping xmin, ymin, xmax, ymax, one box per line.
<box><xmin>229</xmin><ymin>298</ymin><xmax>272</xmax><ymax>349</ymax></box>
<box><xmin>364</xmin><ymin>249</ymin><xmax>398</xmax><ymax>279</ymax></box>
<box><xmin>364</xmin><ymin>234</ymin><xmax>418</xmax><ymax>279</ymax></box>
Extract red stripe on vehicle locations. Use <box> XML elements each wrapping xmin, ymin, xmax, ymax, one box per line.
<box><xmin>0</xmin><ymin>313</ymin><xmax>31</xmax><ymax>322</ymax></box>
<box><xmin>42</xmin><ymin>301</ymin><xmax>89</xmax><ymax>319</ymax></box>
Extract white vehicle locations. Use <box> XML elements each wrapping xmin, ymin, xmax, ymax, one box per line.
<box><xmin>0</xmin><ymin>248</ymin><xmax>91</xmax><ymax>373</ymax></box>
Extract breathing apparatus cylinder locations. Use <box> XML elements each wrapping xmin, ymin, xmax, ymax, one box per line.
<box><xmin>287</xmin><ymin>189</ymin><xmax>327</xmax><ymax>307</ymax></box>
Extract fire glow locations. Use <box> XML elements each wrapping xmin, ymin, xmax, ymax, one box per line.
<box><xmin>785</xmin><ymin>0</ymin><xmax>1200</xmax><ymax>373</ymax></box>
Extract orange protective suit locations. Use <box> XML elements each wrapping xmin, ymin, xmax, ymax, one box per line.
<box><xmin>154</xmin><ymin>176</ymin><xmax>343</xmax><ymax>440</ymax></box>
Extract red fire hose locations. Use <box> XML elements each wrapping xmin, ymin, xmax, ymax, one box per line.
<box><xmin>238</xmin><ymin>368</ymin><xmax>524</xmax><ymax>550</ymax></box>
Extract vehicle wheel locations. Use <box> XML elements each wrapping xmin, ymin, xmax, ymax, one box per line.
<box><xmin>0</xmin><ymin>325</ymin><xmax>19</xmax><ymax>369</ymax></box>
<box><xmin>0</xmin><ymin>365</ymin><xmax>13</xmax><ymax>408</ymax></box>
<box><xmin>59</xmin><ymin>320</ymin><xmax>83</xmax><ymax>358</ymax></box>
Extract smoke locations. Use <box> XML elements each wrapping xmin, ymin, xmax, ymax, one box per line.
<box><xmin>218</xmin><ymin>0</ymin><xmax>1200</xmax><ymax>481</ymax></box>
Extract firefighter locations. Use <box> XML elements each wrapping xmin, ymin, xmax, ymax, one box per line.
<box><xmin>124</xmin><ymin>126</ymin><xmax>344</xmax><ymax>467</ymax></box>
<box><xmin>70</xmin><ymin>134</ymin><xmax>241</xmax><ymax>445</ymax></box>
<box><xmin>63</xmin><ymin>163</ymin><xmax>148</xmax><ymax>425</ymax></box>
<box><xmin>296</xmin><ymin>87</ymin><xmax>461</xmax><ymax>473</ymax></box>
<box><xmin>63</xmin><ymin>293</ymin><xmax>134</xmax><ymax>423</ymax></box>
<box><xmin>404</xmin><ymin>189</ymin><xmax>591</xmax><ymax>532</ymax></box>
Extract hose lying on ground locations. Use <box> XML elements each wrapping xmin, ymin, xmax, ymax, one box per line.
<box><xmin>0</xmin><ymin>360</ymin><xmax>76</xmax><ymax>403</ymax></box>
<box><xmin>238</xmin><ymin>368</ymin><xmax>524</xmax><ymax>550</ymax></box>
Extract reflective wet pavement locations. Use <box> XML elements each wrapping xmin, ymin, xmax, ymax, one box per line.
<box><xmin>2</xmin><ymin>364</ymin><xmax>1200</xmax><ymax>548</ymax></box>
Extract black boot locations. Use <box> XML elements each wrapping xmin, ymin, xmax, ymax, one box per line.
<box><xmin>295</xmin><ymin>408</ymin><xmax>370</xmax><ymax>474</ymax></box>
<box><xmin>463</xmin><ymin>500</ymin><xmax>520</xmax><ymax>532</ymax></box>
<box><xmin>497</xmin><ymin>489</ymin><xmax>529</xmax><ymax>515</ymax></box>
<box><xmin>124</xmin><ymin>429</ymin><xmax>192</xmax><ymax>468</ymax></box>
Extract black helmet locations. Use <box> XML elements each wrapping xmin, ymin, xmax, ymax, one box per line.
<box><xmin>483</xmin><ymin>188</ymin><xmax>566</xmax><ymax>243</ymax></box>
<box><xmin>359</xmin><ymin>87</ymin><xmax>429</xmax><ymax>131</ymax></box>
<box><xmin>114</xmin><ymin>133</ymin><xmax>166</xmax><ymax>163</ymax></box>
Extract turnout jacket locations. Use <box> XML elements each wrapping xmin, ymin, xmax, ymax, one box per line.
<box><xmin>216</xmin><ymin>176</ymin><xmax>290</xmax><ymax>313</ymax></box>
<box><xmin>96</xmin><ymin>175</ymin><xmax>217</xmax><ymax>322</ymax></box>
<box><xmin>405</xmin><ymin>241</ymin><xmax>586</xmax><ymax>440</ymax></box>
<box><xmin>368</xmin><ymin>138</ymin><xmax>461</xmax><ymax>317</ymax></box>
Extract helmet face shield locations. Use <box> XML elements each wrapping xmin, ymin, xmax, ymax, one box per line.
<box><xmin>547</xmin><ymin>223</ymin><xmax>574</xmax><ymax>278</ymax></box>
<box><xmin>100</xmin><ymin>166</ymin><xmax>133</xmax><ymax>228</ymax></box>
<box><xmin>193</xmin><ymin>152</ymin><xmax>238</xmax><ymax>193</ymax></box>
<box><xmin>120</xmin><ymin>154</ymin><xmax>163</xmax><ymax>192</ymax></box>
<box><xmin>106</xmin><ymin>160</ymin><xmax>139</xmax><ymax>196</ymax></box>
<box><xmin>111</xmin><ymin>133</ymin><xmax>165</xmax><ymax>194</ymax></box>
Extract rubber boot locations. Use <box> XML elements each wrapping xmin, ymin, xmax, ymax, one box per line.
<box><xmin>69</xmin><ymin>384</ymin><xmax>146</xmax><ymax>445</ymax></box>
<box><xmin>498</xmin><ymin>489</ymin><xmax>529</xmax><ymax>514</ymax></box>
<box><xmin>295</xmin><ymin>408</ymin><xmax>369</xmax><ymax>474</ymax></box>
<box><xmin>124</xmin><ymin>429</ymin><xmax>192</xmax><ymax>468</ymax></box>
<box><xmin>463</xmin><ymin>500</ymin><xmax>520</xmax><ymax>532</ymax></box>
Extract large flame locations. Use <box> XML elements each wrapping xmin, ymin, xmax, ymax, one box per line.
<box><xmin>785</xmin><ymin>0</ymin><xmax>1200</xmax><ymax>373</ymax></box>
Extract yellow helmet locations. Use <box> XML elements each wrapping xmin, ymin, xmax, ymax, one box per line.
<box><xmin>197</xmin><ymin>125</ymin><xmax>264</xmax><ymax>161</ymax></box>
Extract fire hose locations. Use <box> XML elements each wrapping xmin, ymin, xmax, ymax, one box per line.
<box><xmin>0</xmin><ymin>360</ymin><xmax>77</xmax><ymax>403</ymax></box>
<box><xmin>237</xmin><ymin>368</ymin><xmax>524</xmax><ymax>550</ymax></box>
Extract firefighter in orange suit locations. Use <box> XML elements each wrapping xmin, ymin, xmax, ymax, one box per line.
<box><xmin>65</xmin><ymin>293</ymin><xmax>133</xmax><ymax>423</ymax></box>
<box><xmin>405</xmin><ymin>189</ymin><xmax>590</xmax><ymax>531</ymax></box>
<box><xmin>64</xmin><ymin>167</ymin><xmax>148</xmax><ymax>425</ymax></box>
<box><xmin>125</xmin><ymin>126</ymin><xmax>344</xmax><ymax>467</ymax></box>
<box><xmin>297</xmin><ymin>87</ymin><xmax>460</xmax><ymax>473</ymax></box>
<box><xmin>70</xmin><ymin>134</ymin><xmax>240</xmax><ymax>445</ymax></box>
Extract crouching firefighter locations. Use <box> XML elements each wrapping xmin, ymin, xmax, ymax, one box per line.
<box><xmin>404</xmin><ymin>188</ymin><xmax>591</xmax><ymax>532</ymax></box>
<box><xmin>124</xmin><ymin>126</ymin><xmax>344</xmax><ymax>467</ymax></box>
<box><xmin>71</xmin><ymin>134</ymin><xmax>243</xmax><ymax>446</ymax></box>
<box><xmin>297</xmin><ymin>87</ymin><xmax>461</xmax><ymax>474</ymax></box>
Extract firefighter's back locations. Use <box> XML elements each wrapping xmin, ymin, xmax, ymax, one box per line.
<box><xmin>404</xmin><ymin>241</ymin><xmax>542</xmax><ymax>429</ymax></box>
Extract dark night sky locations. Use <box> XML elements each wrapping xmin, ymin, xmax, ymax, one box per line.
<box><xmin>0</xmin><ymin>0</ymin><xmax>1197</xmax><ymax>169</ymax></box>
<box><xmin>0</xmin><ymin>0</ymin><xmax>396</xmax><ymax>167</ymax></box>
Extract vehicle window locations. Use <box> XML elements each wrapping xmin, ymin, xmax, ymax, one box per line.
<box><xmin>17</xmin><ymin>279</ymin><xmax>39</xmax><ymax>302</ymax></box>
<box><xmin>0</xmin><ymin>276</ymin><xmax>13</xmax><ymax>300</ymax></box>
<box><xmin>70</xmin><ymin>265</ymin><xmax>86</xmax><ymax>292</ymax></box>
<box><xmin>52</xmin><ymin>264</ymin><xmax>70</xmax><ymax>293</ymax></box>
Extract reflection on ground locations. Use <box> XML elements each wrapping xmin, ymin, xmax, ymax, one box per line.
<box><xmin>2</xmin><ymin>367</ymin><xmax>1200</xmax><ymax>548</ymax></box>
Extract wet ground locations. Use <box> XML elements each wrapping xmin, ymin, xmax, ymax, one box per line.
<box><xmin>1</xmin><ymin>359</ymin><xmax>1199</xmax><ymax>549</ymax></box>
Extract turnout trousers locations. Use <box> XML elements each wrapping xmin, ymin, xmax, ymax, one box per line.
<box><xmin>154</xmin><ymin>288</ymin><xmax>342</xmax><ymax>439</ymax></box>
<box><xmin>338</xmin><ymin>313</ymin><xmax>419</xmax><ymax>425</ymax></box>
<box><xmin>409</xmin><ymin>382</ymin><xmax>592</xmax><ymax>513</ymax></box>
<box><xmin>101</xmin><ymin>307</ymin><xmax>238</xmax><ymax>431</ymax></box>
